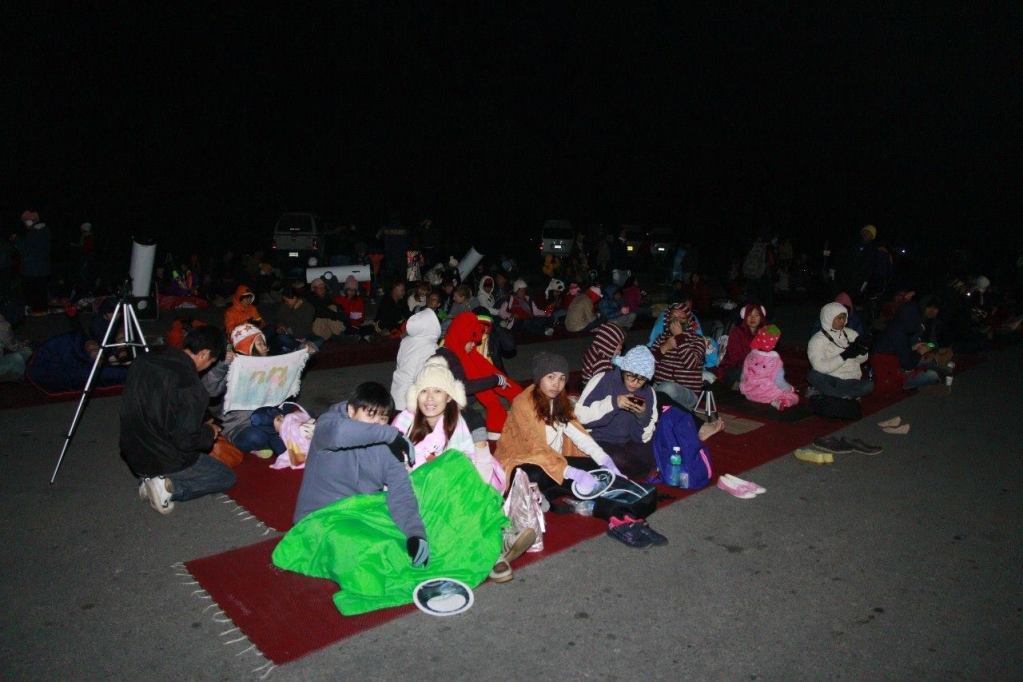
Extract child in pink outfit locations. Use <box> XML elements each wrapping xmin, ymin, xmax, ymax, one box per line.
<box><xmin>740</xmin><ymin>325</ymin><xmax>799</xmax><ymax>410</ymax></box>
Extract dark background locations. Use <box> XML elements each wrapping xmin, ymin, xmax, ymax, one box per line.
<box><xmin>5</xmin><ymin>6</ymin><xmax>1021</xmax><ymax>274</ymax></box>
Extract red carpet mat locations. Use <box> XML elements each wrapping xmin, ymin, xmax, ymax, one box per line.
<box><xmin>188</xmin><ymin>366</ymin><xmax>924</xmax><ymax>666</ymax></box>
<box><xmin>185</xmin><ymin>490</ymin><xmax>686</xmax><ymax>665</ymax></box>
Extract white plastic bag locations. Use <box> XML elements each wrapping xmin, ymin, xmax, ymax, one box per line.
<box><xmin>503</xmin><ymin>469</ymin><xmax>545</xmax><ymax>552</ymax></box>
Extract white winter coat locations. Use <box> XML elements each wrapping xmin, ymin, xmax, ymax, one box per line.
<box><xmin>807</xmin><ymin>302</ymin><xmax>868</xmax><ymax>381</ymax></box>
<box><xmin>390</xmin><ymin>309</ymin><xmax>441</xmax><ymax>411</ymax></box>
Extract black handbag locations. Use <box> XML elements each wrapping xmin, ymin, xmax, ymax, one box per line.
<box><xmin>592</xmin><ymin>477</ymin><xmax>658</xmax><ymax>520</ymax></box>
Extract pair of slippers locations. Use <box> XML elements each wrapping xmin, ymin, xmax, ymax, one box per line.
<box><xmin>717</xmin><ymin>474</ymin><xmax>766</xmax><ymax>499</ymax></box>
<box><xmin>606</xmin><ymin>515</ymin><xmax>668</xmax><ymax>548</ymax></box>
<box><xmin>878</xmin><ymin>416</ymin><xmax>910</xmax><ymax>435</ymax></box>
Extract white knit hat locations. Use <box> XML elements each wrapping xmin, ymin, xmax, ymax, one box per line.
<box><xmin>513</xmin><ymin>279</ymin><xmax>528</xmax><ymax>292</ymax></box>
<box><xmin>406</xmin><ymin>358</ymin><xmax>467</xmax><ymax>409</ymax></box>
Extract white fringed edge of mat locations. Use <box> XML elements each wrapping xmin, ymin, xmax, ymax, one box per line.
<box><xmin>171</xmin><ymin>561</ymin><xmax>277</xmax><ymax>680</ymax></box>
<box><xmin>215</xmin><ymin>493</ymin><xmax>279</xmax><ymax>535</ymax></box>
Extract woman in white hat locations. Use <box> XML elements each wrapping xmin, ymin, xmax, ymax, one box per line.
<box><xmin>392</xmin><ymin>357</ymin><xmax>504</xmax><ymax>492</ymax></box>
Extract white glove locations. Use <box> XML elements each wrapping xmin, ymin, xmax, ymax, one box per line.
<box><xmin>602</xmin><ymin>459</ymin><xmax>623</xmax><ymax>477</ymax></box>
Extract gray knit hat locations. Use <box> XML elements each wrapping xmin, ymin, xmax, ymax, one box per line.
<box><xmin>532</xmin><ymin>352</ymin><xmax>569</xmax><ymax>383</ymax></box>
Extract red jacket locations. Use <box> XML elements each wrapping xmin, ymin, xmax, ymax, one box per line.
<box><xmin>335</xmin><ymin>295</ymin><xmax>365</xmax><ymax>328</ymax></box>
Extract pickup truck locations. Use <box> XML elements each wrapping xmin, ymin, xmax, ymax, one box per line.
<box><xmin>271</xmin><ymin>212</ymin><xmax>326</xmax><ymax>267</ymax></box>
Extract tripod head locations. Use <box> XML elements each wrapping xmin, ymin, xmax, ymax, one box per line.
<box><xmin>115</xmin><ymin>276</ymin><xmax>135</xmax><ymax>301</ymax></box>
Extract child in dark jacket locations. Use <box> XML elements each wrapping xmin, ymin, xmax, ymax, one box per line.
<box><xmin>293</xmin><ymin>382</ymin><xmax>429</xmax><ymax>566</ymax></box>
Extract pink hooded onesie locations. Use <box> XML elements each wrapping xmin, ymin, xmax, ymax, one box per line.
<box><xmin>740</xmin><ymin>325</ymin><xmax>799</xmax><ymax>410</ymax></box>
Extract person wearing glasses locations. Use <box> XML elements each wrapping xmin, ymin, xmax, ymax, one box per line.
<box><xmin>574</xmin><ymin>345</ymin><xmax>659</xmax><ymax>479</ymax></box>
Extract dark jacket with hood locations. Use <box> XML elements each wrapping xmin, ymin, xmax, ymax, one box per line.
<box><xmin>873</xmin><ymin>301</ymin><xmax>923</xmax><ymax>370</ymax></box>
<box><xmin>120</xmin><ymin>348</ymin><xmax>216</xmax><ymax>477</ymax></box>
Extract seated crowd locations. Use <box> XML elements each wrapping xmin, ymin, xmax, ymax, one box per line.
<box><xmin>1</xmin><ymin>224</ymin><xmax>1013</xmax><ymax>610</ymax></box>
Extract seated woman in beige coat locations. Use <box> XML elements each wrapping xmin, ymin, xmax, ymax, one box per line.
<box><xmin>495</xmin><ymin>352</ymin><xmax>622</xmax><ymax>501</ymax></box>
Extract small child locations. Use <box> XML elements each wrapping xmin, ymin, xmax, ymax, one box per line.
<box><xmin>740</xmin><ymin>325</ymin><xmax>799</xmax><ymax>410</ymax></box>
<box><xmin>293</xmin><ymin>382</ymin><xmax>429</xmax><ymax>566</ymax></box>
<box><xmin>270</xmin><ymin>407</ymin><xmax>316</xmax><ymax>470</ymax></box>
<box><xmin>233</xmin><ymin>402</ymin><xmax>307</xmax><ymax>460</ymax></box>
<box><xmin>446</xmin><ymin>285</ymin><xmax>473</xmax><ymax>319</ymax></box>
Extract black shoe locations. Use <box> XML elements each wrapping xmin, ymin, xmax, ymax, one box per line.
<box><xmin>812</xmin><ymin>437</ymin><xmax>854</xmax><ymax>454</ymax></box>
<box><xmin>839</xmin><ymin>438</ymin><xmax>883</xmax><ymax>456</ymax></box>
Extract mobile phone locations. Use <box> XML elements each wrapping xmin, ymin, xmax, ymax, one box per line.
<box><xmin>627</xmin><ymin>395</ymin><xmax>645</xmax><ymax>406</ymax></box>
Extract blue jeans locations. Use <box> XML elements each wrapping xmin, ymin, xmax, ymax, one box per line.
<box><xmin>165</xmin><ymin>454</ymin><xmax>236</xmax><ymax>502</ymax></box>
<box><xmin>271</xmin><ymin>332</ymin><xmax>324</xmax><ymax>354</ymax></box>
<box><xmin>653</xmin><ymin>381</ymin><xmax>699</xmax><ymax>411</ymax></box>
<box><xmin>904</xmin><ymin>368</ymin><xmax>941</xmax><ymax>390</ymax></box>
<box><xmin>807</xmin><ymin>369</ymin><xmax>874</xmax><ymax>399</ymax></box>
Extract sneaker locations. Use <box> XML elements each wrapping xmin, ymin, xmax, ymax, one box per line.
<box><xmin>138</xmin><ymin>479</ymin><xmax>148</xmax><ymax>501</ymax></box>
<box><xmin>606</xmin><ymin>517</ymin><xmax>652</xmax><ymax>548</ymax></box>
<box><xmin>812</xmin><ymin>437</ymin><xmax>854</xmax><ymax>454</ymax></box>
<box><xmin>840</xmin><ymin>438</ymin><xmax>883</xmax><ymax>456</ymax></box>
<box><xmin>143</xmin><ymin>476</ymin><xmax>175</xmax><ymax>515</ymax></box>
<box><xmin>623</xmin><ymin>516</ymin><xmax>668</xmax><ymax>546</ymax></box>
<box><xmin>794</xmin><ymin>447</ymin><xmax>834</xmax><ymax>465</ymax></box>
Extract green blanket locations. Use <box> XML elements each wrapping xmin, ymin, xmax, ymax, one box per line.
<box><xmin>272</xmin><ymin>451</ymin><xmax>508</xmax><ymax>615</ymax></box>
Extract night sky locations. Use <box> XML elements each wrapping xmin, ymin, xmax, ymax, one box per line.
<box><xmin>7</xmin><ymin>6</ymin><xmax>1021</xmax><ymax>270</ymax></box>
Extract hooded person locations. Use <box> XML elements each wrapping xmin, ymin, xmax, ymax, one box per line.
<box><xmin>230</xmin><ymin>322</ymin><xmax>268</xmax><ymax>357</ymax></box>
<box><xmin>390</xmin><ymin>309</ymin><xmax>442</xmax><ymax>412</ymax></box>
<box><xmin>806</xmin><ymin>301</ymin><xmax>873</xmax><ymax>399</ymax></box>
<box><xmin>871</xmin><ymin>297</ymin><xmax>942</xmax><ymax>392</ymax></box>
<box><xmin>651</xmin><ymin>301</ymin><xmax>706</xmax><ymax>391</ymax></box>
<box><xmin>716</xmin><ymin>303</ymin><xmax>766</xmax><ymax>387</ymax></box>
<box><xmin>740</xmin><ymin>325</ymin><xmax>799</xmax><ymax>410</ymax></box>
<box><xmin>580</xmin><ymin>322</ymin><xmax>627</xmax><ymax>383</ymax></box>
<box><xmin>575</xmin><ymin>345</ymin><xmax>659</xmax><ymax>478</ymax></box>
<box><xmin>224</xmin><ymin>285</ymin><xmax>263</xmax><ymax>336</ymax></box>
<box><xmin>476</xmin><ymin>275</ymin><xmax>498</xmax><ymax>314</ymax></box>
<box><xmin>473</xmin><ymin>306</ymin><xmax>516</xmax><ymax>374</ymax></box>
<box><xmin>435</xmin><ymin>312</ymin><xmax>522</xmax><ymax>439</ymax></box>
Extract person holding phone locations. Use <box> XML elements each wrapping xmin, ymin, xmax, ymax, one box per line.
<box><xmin>574</xmin><ymin>346</ymin><xmax>660</xmax><ymax>478</ymax></box>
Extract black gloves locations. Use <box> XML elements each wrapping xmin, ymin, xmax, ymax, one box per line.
<box><xmin>840</xmin><ymin>342</ymin><xmax>866</xmax><ymax>360</ymax></box>
<box><xmin>387</xmin><ymin>435</ymin><xmax>415</xmax><ymax>467</ymax></box>
<box><xmin>406</xmin><ymin>536</ymin><xmax>430</xmax><ymax>567</ymax></box>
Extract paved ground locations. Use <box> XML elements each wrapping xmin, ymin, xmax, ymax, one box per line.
<box><xmin>1</xmin><ymin>312</ymin><xmax>1020</xmax><ymax>680</ymax></box>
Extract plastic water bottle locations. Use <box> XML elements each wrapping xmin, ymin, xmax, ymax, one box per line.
<box><xmin>668</xmin><ymin>447</ymin><xmax>682</xmax><ymax>487</ymax></box>
<box><xmin>568</xmin><ymin>499</ymin><xmax>596</xmax><ymax>516</ymax></box>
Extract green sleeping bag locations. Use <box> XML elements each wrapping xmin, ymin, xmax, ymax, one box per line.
<box><xmin>272</xmin><ymin>451</ymin><xmax>508</xmax><ymax>615</ymax></box>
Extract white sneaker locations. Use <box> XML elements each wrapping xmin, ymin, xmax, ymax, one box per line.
<box><xmin>143</xmin><ymin>476</ymin><xmax>175</xmax><ymax>515</ymax></box>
